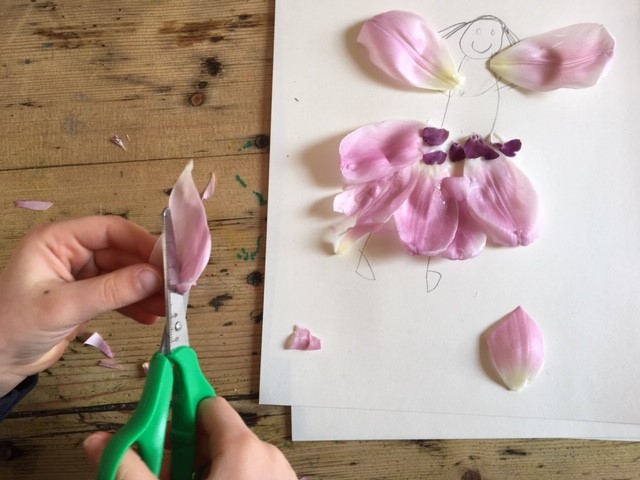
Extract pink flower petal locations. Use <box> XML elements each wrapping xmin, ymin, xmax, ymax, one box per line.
<box><xmin>334</xmin><ymin>166</ymin><xmax>419</xmax><ymax>253</ymax></box>
<box><xmin>339</xmin><ymin>120</ymin><xmax>426</xmax><ymax>184</ymax></box>
<box><xmin>439</xmin><ymin>176</ymin><xmax>487</xmax><ymax>260</ymax></box>
<box><xmin>285</xmin><ymin>326</ymin><xmax>321</xmax><ymax>351</ymax></box>
<box><xmin>14</xmin><ymin>200</ymin><xmax>54</xmax><ymax>211</ymax></box>
<box><xmin>98</xmin><ymin>359</ymin><xmax>123</xmax><ymax>370</ymax></box>
<box><xmin>167</xmin><ymin>161</ymin><xmax>212</xmax><ymax>294</ymax></box>
<box><xmin>358</xmin><ymin>10</ymin><xmax>462</xmax><ymax>91</ymax></box>
<box><xmin>111</xmin><ymin>135</ymin><xmax>127</xmax><ymax>151</ymax></box>
<box><xmin>83</xmin><ymin>332</ymin><xmax>114</xmax><ymax>358</ymax></box>
<box><xmin>489</xmin><ymin>23</ymin><xmax>615</xmax><ymax>91</ymax></box>
<box><xmin>487</xmin><ymin>306</ymin><xmax>544</xmax><ymax>391</ymax></box>
<box><xmin>201</xmin><ymin>173</ymin><xmax>216</xmax><ymax>200</ymax></box>
<box><xmin>393</xmin><ymin>166</ymin><xmax>459</xmax><ymax>256</ymax></box>
<box><xmin>465</xmin><ymin>157</ymin><xmax>541</xmax><ymax>247</ymax></box>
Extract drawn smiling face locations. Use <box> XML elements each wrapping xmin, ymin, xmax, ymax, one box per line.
<box><xmin>460</xmin><ymin>18</ymin><xmax>505</xmax><ymax>60</ymax></box>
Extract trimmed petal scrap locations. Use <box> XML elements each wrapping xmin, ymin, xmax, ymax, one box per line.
<box><xmin>487</xmin><ymin>306</ymin><xmax>544</xmax><ymax>391</ymax></box>
<box><xmin>285</xmin><ymin>326</ymin><xmax>321</xmax><ymax>351</ymax></box>
<box><xmin>83</xmin><ymin>332</ymin><xmax>114</xmax><ymax>358</ymax></box>
<box><xmin>465</xmin><ymin>156</ymin><xmax>541</xmax><ymax>247</ymax></box>
<box><xmin>489</xmin><ymin>23</ymin><xmax>615</xmax><ymax>91</ymax></box>
<box><xmin>357</xmin><ymin>10</ymin><xmax>463</xmax><ymax>91</ymax></box>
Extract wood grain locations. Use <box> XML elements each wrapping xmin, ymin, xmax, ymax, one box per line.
<box><xmin>1</xmin><ymin>1</ymin><xmax>639</xmax><ymax>479</ymax></box>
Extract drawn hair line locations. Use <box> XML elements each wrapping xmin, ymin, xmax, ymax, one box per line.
<box><xmin>439</xmin><ymin>15</ymin><xmax>519</xmax><ymax>47</ymax></box>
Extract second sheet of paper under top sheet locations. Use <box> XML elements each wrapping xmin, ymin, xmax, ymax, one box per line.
<box><xmin>261</xmin><ymin>0</ymin><xmax>640</xmax><ymax>426</ymax></box>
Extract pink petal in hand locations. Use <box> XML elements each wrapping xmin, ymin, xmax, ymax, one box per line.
<box><xmin>151</xmin><ymin>161</ymin><xmax>212</xmax><ymax>294</ymax></box>
<box><xmin>358</xmin><ymin>10</ymin><xmax>463</xmax><ymax>91</ymax></box>
<box><xmin>489</xmin><ymin>23</ymin><xmax>616</xmax><ymax>91</ymax></box>
<box><xmin>487</xmin><ymin>306</ymin><xmax>544</xmax><ymax>391</ymax></box>
<box><xmin>465</xmin><ymin>157</ymin><xmax>541</xmax><ymax>247</ymax></box>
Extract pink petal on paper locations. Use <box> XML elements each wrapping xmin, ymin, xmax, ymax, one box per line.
<box><xmin>393</xmin><ymin>167</ymin><xmax>459</xmax><ymax>256</ymax></box>
<box><xmin>285</xmin><ymin>326</ymin><xmax>321</xmax><ymax>351</ymax></box>
<box><xmin>465</xmin><ymin>157</ymin><xmax>541</xmax><ymax>247</ymax></box>
<box><xmin>439</xmin><ymin>176</ymin><xmax>487</xmax><ymax>260</ymax></box>
<box><xmin>201</xmin><ymin>173</ymin><xmax>216</xmax><ymax>200</ymax></box>
<box><xmin>358</xmin><ymin>10</ymin><xmax>462</xmax><ymax>91</ymax></box>
<box><xmin>83</xmin><ymin>332</ymin><xmax>114</xmax><ymax>358</ymax></box>
<box><xmin>14</xmin><ymin>200</ymin><xmax>54</xmax><ymax>211</ymax></box>
<box><xmin>489</xmin><ymin>23</ymin><xmax>615</xmax><ymax>91</ymax></box>
<box><xmin>168</xmin><ymin>160</ymin><xmax>212</xmax><ymax>294</ymax></box>
<box><xmin>487</xmin><ymin>306</ymin><xmax>544</xmax><ymax>391</ymax></box>
<box><xmin>339</xmin><ymin>120</ymin><xmax>425</xmax><ymax>184</ymax></box>
<box><xmin>334</xmin><ymin>167</ymin><xmax>419</xmax><ymax>254</ymax></box>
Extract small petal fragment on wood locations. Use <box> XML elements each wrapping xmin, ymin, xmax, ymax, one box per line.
<box><xmin>83</xmin><ymin>332</ymin><xmax>114</xmax><ymax>358</ymax></box>
<box><xmin>487</xmin><ymin>307</ymin><xmax>544</xmax><ymax>391</ymax></box>
<box><xmin>14</xmin><ymin>200</ymin><xmax>54</xmax><ymax>211</ymax></box>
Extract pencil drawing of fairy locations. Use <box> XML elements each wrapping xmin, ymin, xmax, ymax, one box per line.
<box><xmin>354</xmin><ymin>15</ymin><xmax>520</xmax><ymax>287</ymax></box>
<box><xmin>439</xmin><ymin>15</ymin><xmax>519</xmax><ymax>134</ymax></box>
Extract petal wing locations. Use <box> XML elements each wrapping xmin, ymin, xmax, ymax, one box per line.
<box><xmin>358</xmin><ymin>10</ymin><xmax>463</xmax><ymax>91</ymax></box>
<box><xmin>489</xmin><ymin>23</ymin><xmax>615</xmax><ymax>91</ymax></box>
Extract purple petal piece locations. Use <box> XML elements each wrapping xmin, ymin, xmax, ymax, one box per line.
<box><xmin>489</xmin><ymin>23</ymin><xmax>615</xmax><ymax>91</ymax></box>
<box><xmin>495</xmin><ymin>139</ymin><xmax>522</xmax><ymax>157</ymax></box>
<box><xmin>483</xmin><ymin>147</ymin><xmax>500</xmax><ymax>160</ymax></box>
<box><xmin>339</xmin><ymin>120</ymin><xmax>425</xmax><ymax>184</ymax></box>
<box><xmin>422</xmin><ymin>150</ymin><xmax>447</xmax><ymax>165</ymax></box>
<box><xmin>463</xmin><ymin>135</ymin><xmax>488</xmax><ymax>159</ymax></box>
<box><xmin>357</xmin><ymin>10</ymin><xmax>463</xmax><ymax>91</ymax></box>
<box><xmin>465</xmin><ymin>157</ymin><xmax>541</xmax><ymax>246</ymax></box>
<box><xmin>422</xmin><ymin>127</ymin><xmax>449</xmax><ymax>146</ymax></box>
<box><xmin>449</xmin><ymin>142</ymin><xmax>466</xmax><ymax>162</ymax></box>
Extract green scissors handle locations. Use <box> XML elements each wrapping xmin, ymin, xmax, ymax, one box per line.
<box><xmin>97</xmin><ymin>352</ymin><xmax>173</xmax><ymax>479</ymax></box>
<box><xmin>97</xmin><ymin>347</ymin><xmax>215</xmax><ymax>480</ymax></box>
<box><xmin>168</xmin><ymin>346</ymin><xmax>216</xmax><ymax>480</ymax></box>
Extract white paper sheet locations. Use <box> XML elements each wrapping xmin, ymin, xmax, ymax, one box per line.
<box><xmin>262</xmin><ymin>0</ymin><xmax>640</xmax><ymax>436</ymax></box>
<box><xmin>291</xmin><ymin>406</ymin><xmax>640</xmax><ymax>441</ymax></box>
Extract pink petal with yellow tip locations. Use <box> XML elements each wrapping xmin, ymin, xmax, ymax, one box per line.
<box><xmin>489</xmin><ymin>23</ymin><xmax>615</xmax><ymax>91</ymax></box>
<box><xmin>358</xmin><ymin>10</ymin><xmax>463</xmax><ymax>91</ymax></box>
<box><xmin>487</xmin><ymin>306</ymin><xmax>544</xmax><ymax>391</ymax></box>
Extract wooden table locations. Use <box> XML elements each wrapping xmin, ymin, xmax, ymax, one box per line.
<box><xmin>0</xmin><ymin>1</ymin><xmax>638</xmax><ymax>478</ymax></box>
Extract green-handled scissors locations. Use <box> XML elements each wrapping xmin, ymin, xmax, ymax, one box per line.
<box><xmin>98</xmin><ymin>208</ymin><xmax>216</xmax><ymax>480</ymax></box>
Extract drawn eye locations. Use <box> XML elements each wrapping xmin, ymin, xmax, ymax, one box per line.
<box><xmin>476</xmin><ymin>28</ymin><xmax>482</xmax><ymax>35</ymax></box>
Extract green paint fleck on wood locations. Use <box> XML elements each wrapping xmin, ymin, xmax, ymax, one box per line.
<box><xmin>238</xmin><ymin>139</ymin><xmax>254</xmax><ymax>151</ymax></box>
<box><xmin>252</xmin><ymin>191</ymin><xmax>267</xmax><ymax>206</ymax></box>
<box><xmin>236</xmin><ymin>236</ymin><xmax>262</xmax><ymax>261</ymax></box>
<box><xmin>235</xmin><ymin>174</ymin><xmax>247</xmax><ymax>188</ymax></box>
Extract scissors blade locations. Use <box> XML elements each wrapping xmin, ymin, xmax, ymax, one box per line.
<box><xmin>162</xmin><ymin>208</ymin><xmax>190</xmax><ymax>353</ymax></box>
